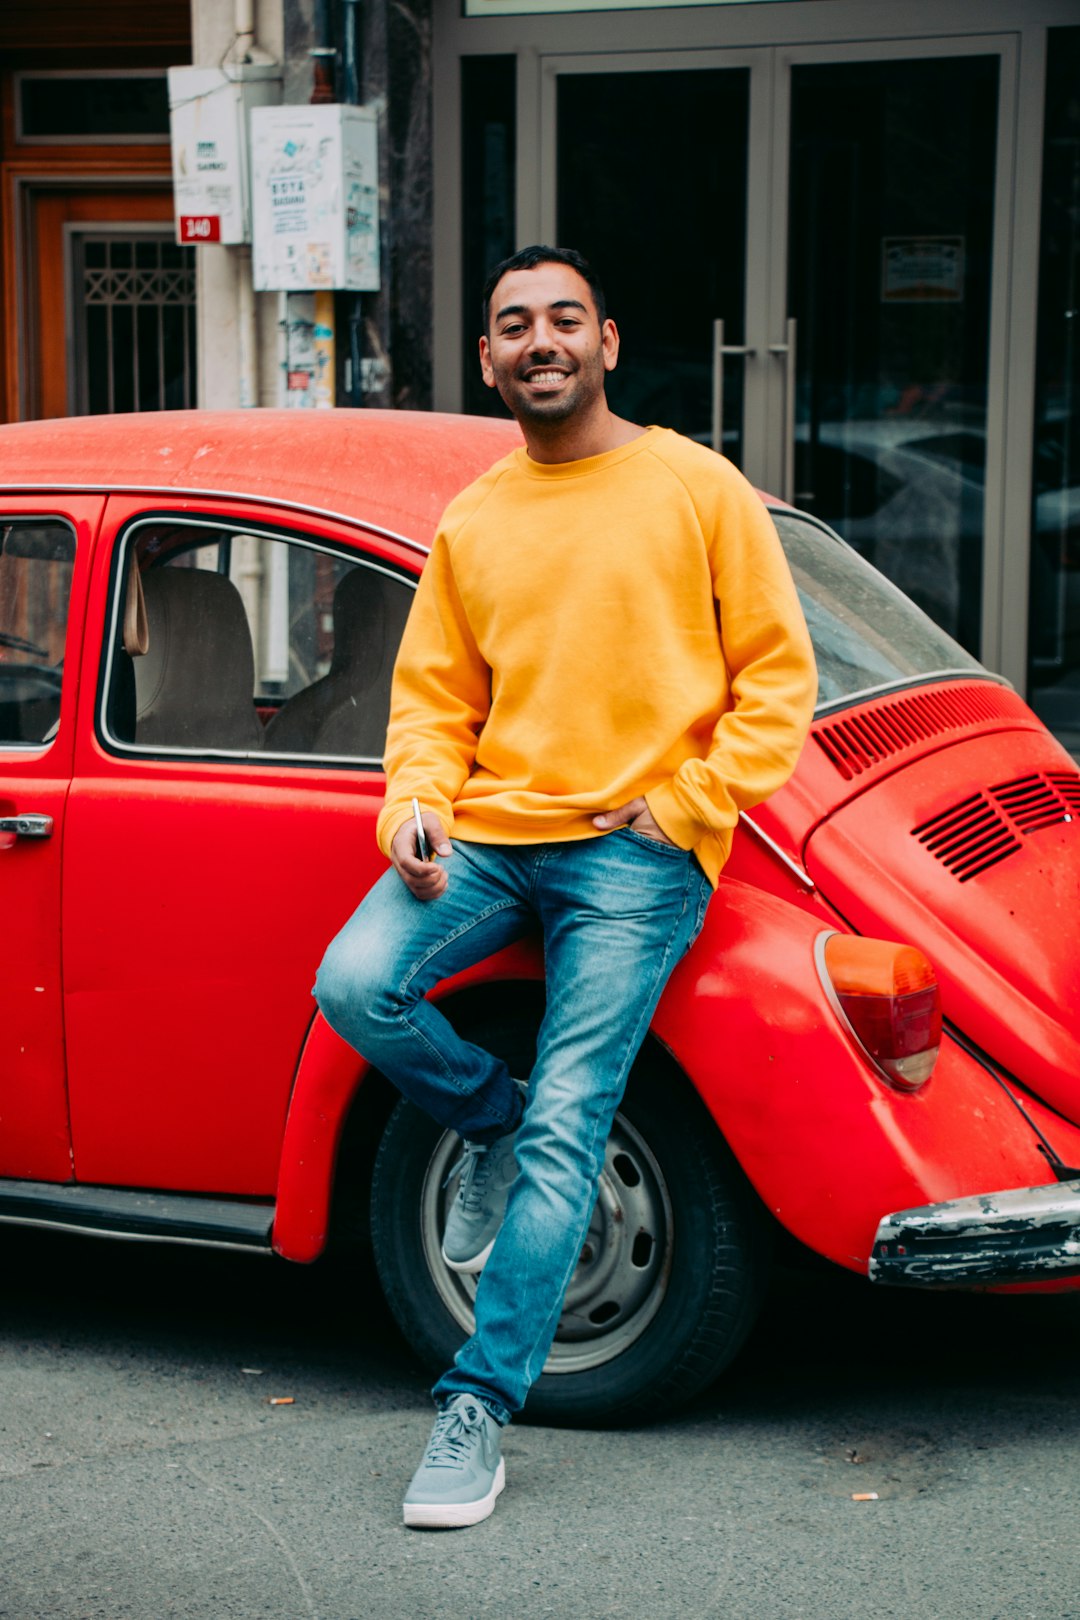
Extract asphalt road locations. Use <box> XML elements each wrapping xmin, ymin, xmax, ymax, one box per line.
<box><xmin>2</xmin><ymin>1226</ymin><xmax>1079</xmax><ymax>1620</ymax></box>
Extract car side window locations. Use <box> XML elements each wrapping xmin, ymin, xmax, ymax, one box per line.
<box><xmin>0</xmin><ymin>520</ymin><xmax>76</xmax><ymax>748</ymax></box>
<box><xmin>103</xmin><ymin>519</ymin><xmax>414</xmax><ymax>762</ymax></box>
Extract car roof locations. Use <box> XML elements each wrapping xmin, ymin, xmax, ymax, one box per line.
<box><xmin>0</xmin><ymin>409</ymin><xmax>526</xmax><ymax>544</ymax></box>
<box><xmin>0</xmin><ymin>409</ymin><xmax>784</xmax><ymax>540</ymax></box>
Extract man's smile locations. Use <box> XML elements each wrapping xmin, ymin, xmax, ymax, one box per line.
<box><xmin>520</xmin><ymin>367</ymin><xmax>573</xmax><ymax>388</ymax></box>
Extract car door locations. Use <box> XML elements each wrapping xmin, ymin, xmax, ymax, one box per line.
<box><xmin>0</xmin><ymin>497</ymin><xmax>102</xmax><ymax>1180</ymax></box>
<box><xmin>62</xmin><ymin>495</ymin><xmax>417</xmax><ymax>1195</ymax></box>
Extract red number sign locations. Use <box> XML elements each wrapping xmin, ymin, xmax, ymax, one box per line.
<box><xmin>178</xmin><ymin>216</ymin><xmax>222</xmax><ymax>244</ymax></box>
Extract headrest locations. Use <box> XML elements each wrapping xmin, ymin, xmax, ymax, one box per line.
<box><xmin>135</xmin><ymin>567</ymin><xmax>260</xmax><ymax>750</ymax></box>
<box><xmin>329</xmin><ymin>567</ymin><xmax>390</xmax><ymax>672</ymax></box>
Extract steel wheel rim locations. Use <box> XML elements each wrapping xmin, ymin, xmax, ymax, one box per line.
<box><xmin>419</xmin><ymin>1109</ymin><xmax>674</xmax><ymax>1375</ymax></box>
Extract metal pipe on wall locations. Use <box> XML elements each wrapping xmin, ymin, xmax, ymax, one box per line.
<box><xmin>343</xmin><ymin>0</ymin><xmax>365</xmax><ymax>408</ymax></box>
<box><xmin>231</xmin><ymin>0</ymin><xmax>275</xmax><ymax>405</ymax></box>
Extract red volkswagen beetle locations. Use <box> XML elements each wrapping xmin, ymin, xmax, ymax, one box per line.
<box><xmin>2</xmin><ymin>410</ymin><xmax>1078</xmax><ymax>1423</ymax></box>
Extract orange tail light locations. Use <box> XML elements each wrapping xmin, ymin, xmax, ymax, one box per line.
<box><xmin>818</xmin><ymin>933</ymin><xmax>942</xmax><ymax>1091</ymax></box>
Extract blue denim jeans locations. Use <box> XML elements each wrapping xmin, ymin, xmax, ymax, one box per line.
<box><xmin>313</xmin><ymin>832</ymin><xmax>711</xmax><ymax>1424</ymax></box>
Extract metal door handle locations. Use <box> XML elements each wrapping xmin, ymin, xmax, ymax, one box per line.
<box><xmin>0</xmin><ymin>814</ymin><xmax>53</xmax><ymax>838</ymax></box>
<box><xmin>711</xmin><ymin>318</ymin><xmax>756</xmax><ymax>455</ymax></box>
<box><xmin>768</xmin><ymin>318</ymin><xmax>797</xmax><ymax>504</ymax></box>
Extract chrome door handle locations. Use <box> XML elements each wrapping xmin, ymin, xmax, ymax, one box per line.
<box><xmin>711</xmin><ymin>318</ymin><xmax>756</xmax><ymax>455</ymax></box>
<box><xmin>768</xmin><ymin>318</ymin><xmax>797</xmax><ymax>504</ymax></box>
<box><xmin>0</xmin><ymin>814</ymin><xmax>54</xmax><ymax>838</ymax></box>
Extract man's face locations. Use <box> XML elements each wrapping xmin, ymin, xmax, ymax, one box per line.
<box><xmin>479</xmin><ymin>263</ymin><xmax>619</xmax><ymax>426</ymax></box>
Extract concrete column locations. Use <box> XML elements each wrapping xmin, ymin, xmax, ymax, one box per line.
<box><xmin>190</xmin><ymin>0</ymin><xmax>285</xmax><ymax>409</ymax></box>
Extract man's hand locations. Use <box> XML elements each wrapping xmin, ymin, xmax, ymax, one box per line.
<box><xmin>391</xmin><ymin>812</ymin><xmax>453</xmax><ymax>899</ymax></box>
<box><xmin>593</xmin><ymin>797</ymin><xmax>678</xmax><ymax>846</ymax></box>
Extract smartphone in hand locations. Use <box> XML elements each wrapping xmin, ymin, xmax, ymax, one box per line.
<box><xmin>411</xmin><ymin>797</ymin><xmax>430</xmax><ymax>863</ymax></box>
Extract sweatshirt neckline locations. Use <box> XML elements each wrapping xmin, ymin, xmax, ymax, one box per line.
<box><xmin>512</xmin><ymin>424</ymin><xmax>663</xmax><ymax>480</ymax></box>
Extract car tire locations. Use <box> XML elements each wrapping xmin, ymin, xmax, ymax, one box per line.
<box><xmin>369</xmin><ymin>1043</ymin><xmax>771</xmax><ymax>1426</ymax></box>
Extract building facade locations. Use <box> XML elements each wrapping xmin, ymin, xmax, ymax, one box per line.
<box><xmin>434</xmin><ymin>0</ymin><xmax>1080</xmax><ymax>746</ymax></box>
<box><xmin>2</xmin><ymin>0</ymin><xmax>1077</xmax><ymax>744</ymax></box>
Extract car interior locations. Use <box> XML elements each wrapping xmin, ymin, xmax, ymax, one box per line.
<box><xmin>0</xmin><ymin>520</ymin><xmax>74</xmax><ymax>747</ymax></box>
<box><xmin>104</xmin><ymin>521</ymin><xmax>413</xmax><ymax>762</ymax></box>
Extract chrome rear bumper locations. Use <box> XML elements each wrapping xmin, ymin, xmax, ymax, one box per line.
<box><xmin>869</xmin><ymin>1179</ymin><xmax>1080</xmax><ymax>1286</ymax></box>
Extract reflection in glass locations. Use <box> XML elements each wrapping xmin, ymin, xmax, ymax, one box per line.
<box><xmin>772</xmin><ymin>512</ymin><xmax>983</xmax><ymax>710</ymax></box>
<box><xmin>789</xmin><ymin>57</ymin><xmax>998</xmax><ymax>655</ymax></box>
<box><xmin>1028</xmin><ymin>27</ymin><xmax>1080</xmax><ymax>753</ymax></box>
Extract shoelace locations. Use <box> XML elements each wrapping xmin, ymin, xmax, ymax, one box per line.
<box><xmin>423</xmin><ymin>1402</ymin><xmax>485</xmax><ymax>1467</ymax></box>
<box><xmin>443</xmin><ymin>1141</ymin><xmax>494</xmax><ymax>1213</ymax></box>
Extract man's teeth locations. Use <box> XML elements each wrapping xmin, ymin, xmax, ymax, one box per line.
<box><xmin>528</xmin><ymin>371</ymin><xmax>567</xmax><ymax>385</ymax></box>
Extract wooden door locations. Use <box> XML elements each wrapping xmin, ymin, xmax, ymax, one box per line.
<box><xmin>29</xmin><ymin>187</ymin><xmax>189</xmax><ymax>419</ymax></box>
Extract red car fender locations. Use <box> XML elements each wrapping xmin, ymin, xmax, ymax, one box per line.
<box><xmin>272</xmin><ymin>941</ymin><xmax>544</xmax><ymax>1263</ymax></box>
<box><xmin>651</xmin><ymin>879</ymin><xmax>1055</xmax><ymax>1273</ymax></box>
<box><xmin>272</xmin><ymin>1013</ymin><xmax>369</xmax><ymax>1262</ymax></box>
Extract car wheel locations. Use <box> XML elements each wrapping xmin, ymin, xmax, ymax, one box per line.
<box><xmin>369</xmin><ymin>1051</ymin><xmax>771</xmax><ymax>1425</ymax></box>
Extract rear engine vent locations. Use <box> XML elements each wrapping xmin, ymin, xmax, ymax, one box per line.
<box><xmin>813</xmin><ymin>683</ymin><xmax>1029</xmax><ymax>780</ymax></box>
<box><xmin>912</xmin><ymin>793</ymin><xmax>1022</xmax><ymax>881</ymax></box>
<box><xmin>913</xmin><ymin>767</ymin><xmax>1080</xmax><ymax>881</ymax></box>
<box><xmin>1049</xmin><ymin>771</ymin><xmax>1080</xmax><ymax>816</ymax></box>
<box><xmin>990</xmin><ymin>773</ymin><xmax>1080</xmax><ymax>832</ymax></box>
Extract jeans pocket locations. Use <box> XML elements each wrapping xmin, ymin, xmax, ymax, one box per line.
<box><xmin>619</xmin><ymin>826</ymin><xmax>690</xmax><ymax>858</ymax></box>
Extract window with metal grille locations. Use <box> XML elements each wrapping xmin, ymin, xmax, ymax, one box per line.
<box><xmin>70</xmin><ymin>232</ymin><xmax>197</xmax><ymax>415</ymax></box>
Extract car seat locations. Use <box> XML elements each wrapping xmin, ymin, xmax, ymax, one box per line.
<box><xmin>262</xmin><ymin>565</ymin><xmax>410</xmax><ymax>759</ymax></box>
<box><xmin>134</xmin><ymin>567</ymin><xmax>263</xmax><ymax>751</ymax></box>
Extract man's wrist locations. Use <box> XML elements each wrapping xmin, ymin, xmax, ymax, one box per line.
<box><xmin>643</xmin><ymin>785</ymin><xmax>698</xmax><ymax>850</ymax></box>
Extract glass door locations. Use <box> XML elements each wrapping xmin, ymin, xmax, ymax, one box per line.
<box><xmin>1028</xmin><ymin>25</ymin><xmax>1080</xmax><ymax>751</ymax></box>
<box><xmin>784</xmin><ymin>53</ymin><xmax>1001</xmax><ymax>656</ymax></box>
<box><xmin>544</xmin><ymin>39</ymin><xmax>1010</xmax><ymax>664</ymax></box>
<box><xmin>547</xmin><ymin>51</ymin><xmax>765</xmax><ymax>471</ymax></box>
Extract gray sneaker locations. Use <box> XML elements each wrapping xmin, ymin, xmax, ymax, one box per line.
<box><xmin>441</xmin><ymin>1081</ymin><xmax>526</xmax><ymax>1274</ymax></box>
<box><xmin>403</xmin><ymin>1394</ymin><xmax>505</xmax><ymax>1529</ymax></box>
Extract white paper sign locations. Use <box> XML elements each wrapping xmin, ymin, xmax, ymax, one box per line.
<box><xmin>251</xmin><ymin>104</ymin><xmax>380</xmax><ymax>292</ymax></box>
<box><xmin>882</xmin><ymin>237</ymin><xmax>965</xmax><ymax>303</ymax></box>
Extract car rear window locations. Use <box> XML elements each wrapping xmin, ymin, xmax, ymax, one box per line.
<box><xmin>771</xmin><ymin>510</ymin><xmax>987</xmax><ymax>711</ymax></box>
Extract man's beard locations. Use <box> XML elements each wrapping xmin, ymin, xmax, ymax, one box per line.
<box><xmin>495</xmin><ymin>349</ymin><xmax>606</xmax><ymax>425</ymax></box>
<box><xmin>505</xmin><ymin>383</ymin><xmax>582</xmax><ymax>424</ymax></box>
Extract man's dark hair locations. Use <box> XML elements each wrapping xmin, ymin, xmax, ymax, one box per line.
<box><xmin>481</xmin><ymin>245</ymin><xmax>607</xmax><ymax>335</ymax></box>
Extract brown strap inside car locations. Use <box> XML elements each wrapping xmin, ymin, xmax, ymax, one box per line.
<box><xmin>123</xmin><ymin>552</ymin><xmax>149</xmax><ymax>656</ymax></box>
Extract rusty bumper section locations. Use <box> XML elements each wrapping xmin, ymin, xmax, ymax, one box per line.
<box><xmin>869</xmin><ymin>1179</ymin><xmax>1080</xmax><ymax>1286</ymax></box>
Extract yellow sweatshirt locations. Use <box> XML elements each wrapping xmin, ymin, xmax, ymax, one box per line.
<box><xmin>376</xmin><ymin>426</ymin><xmax>817</xmax><ymax>886</ymax></box>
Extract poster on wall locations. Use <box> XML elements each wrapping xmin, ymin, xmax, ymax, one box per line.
<box><xmin>250</xmin><ymin>104</ymin><xmax>380</xmax><ymax>292</ymax></box>
<box><xmin>882</xmin><ymin>238</ymin><xmax>965</xmax><ymax>303</ymax></box>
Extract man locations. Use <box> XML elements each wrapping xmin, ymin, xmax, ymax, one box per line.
<box><xmin>314</xmin><ymin>245</ymin><xmax>816</xmax><ymax>1529</ymax></box>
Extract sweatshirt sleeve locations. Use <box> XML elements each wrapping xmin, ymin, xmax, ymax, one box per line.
<box><xmin>645</xmin><ymin>466</ymin><xmax>818</xmax><ymax>848</ymax></box>
<box><xmin>375</xmin><ymin>528</ymin><xmax>493</xmax><ymax>858</ymax></box>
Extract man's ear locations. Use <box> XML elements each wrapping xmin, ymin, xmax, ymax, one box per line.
<box><xmin>479</xmin><ymin>334</ymin><xmax>497</xmax><ymax>390</ymax></box>
<box><xmin>601</xmin><ymin>318</ymin><xmax>620</xmax><ymax>374</ymax></box>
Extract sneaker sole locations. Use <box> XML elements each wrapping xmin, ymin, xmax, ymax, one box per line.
<box><xmin>440</xmin><ymin>1234</ymin><xmax>497</xmax><ymax>1275</ymax></box>
<box><xmin>403</xmin><ymin>1458</ymin><xmax>506</xmax><ymax>1529</ymax></box>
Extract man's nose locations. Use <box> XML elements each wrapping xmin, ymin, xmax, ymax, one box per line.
<box><xmin>529</xmin><ymin>317</ymin><xmax>561</xmax><ymax>352</ymax></box>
